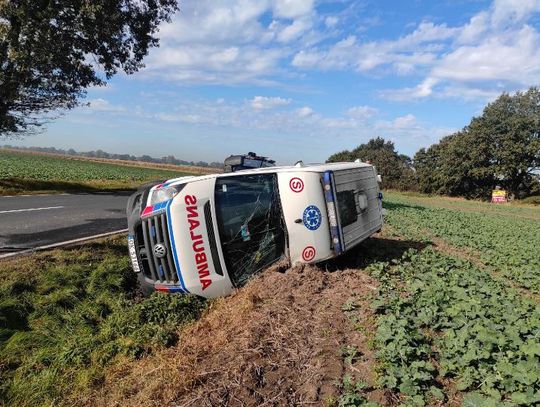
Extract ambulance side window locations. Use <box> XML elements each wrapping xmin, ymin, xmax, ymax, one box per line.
<box><xmin>337</xmin><ymin>190</ymin><xmax>358</xmax><ymax>227</ymax></box>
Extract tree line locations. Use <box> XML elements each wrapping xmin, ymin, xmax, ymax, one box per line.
<box><xmin>2</xmin><ymin>145</ymin><xmax>223</xmax><ymax>168</ymax></box>
<box><xmin>328</xmin><ymin>88</ymin><xmax>540</xmax><ymax>200</ymax></box>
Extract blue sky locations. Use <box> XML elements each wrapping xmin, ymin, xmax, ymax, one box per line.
<box><xmin>9</xmin><ymin>0</ymin><xmax>540</xmax><ymax>164</ymax></box>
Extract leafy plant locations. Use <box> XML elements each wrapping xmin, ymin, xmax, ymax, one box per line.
<box><xmin>338</xmin><ymin>375</ymin><xmax>378</xmax><ymax>407</ymax></box>
<box><xmin>342</xmin><ymin>298</ymin><xmax>358</xmax><ymax>312</ymax></box>
<box><xmin>341</xmin><ymin>345</ymin><xmax>361</xmax><ymax>365</ymax></box>
<box><xmin>383</xmin><ymin>193</ymin><xmax>540</xmax><ymax>292</ymax></box>
<box><xmin>369</xmin><ymin>194</ymin><xmax>540</xmax><ymax>404</ymax></box>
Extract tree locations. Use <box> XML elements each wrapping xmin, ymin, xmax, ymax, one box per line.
<box><xmin>414</xmin><ymin>88</ymin><xmax>540</xmax><ymax>199</ymax></box>
<box><xmin>0</xmin><ymin>0</ymin><xmax>178</xmax><ymax>135</ymax></box>
<box><xmin>474</xmin><ymin>88</ymin><xmax>540</xmax><ymax>197</ymax></box>
<box><xmin>327</xmin><ymin>137</ymin><xmax>417</xmax><ymax>191</ymax></box>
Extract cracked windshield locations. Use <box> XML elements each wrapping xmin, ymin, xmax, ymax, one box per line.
<box><xmin>214</xmin><ymin>173</ymin><xmax>285</xmax><ymax>286</ymax></box>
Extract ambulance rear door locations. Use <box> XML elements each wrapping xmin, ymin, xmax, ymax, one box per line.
<box><xmin>327</xmin><ymin>166</ymin><xmax>382</xmax><ymax>251</ymax></box>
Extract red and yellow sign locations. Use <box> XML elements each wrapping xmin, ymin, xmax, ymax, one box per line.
<box><xmin>491</xmin><ymin>189</ymin><xmax>507</xmax><ymax>203</ymax></box>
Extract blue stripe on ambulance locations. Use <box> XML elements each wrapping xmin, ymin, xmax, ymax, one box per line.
<box><xmin>323</xmin><ymin>171</ymin><xmax>343</xmax><ymax>256</ymax></box>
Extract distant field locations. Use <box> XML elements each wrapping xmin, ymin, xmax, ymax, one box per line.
<box><xmin>0</xmin><ymin>149</ymin><xmax>201</xmax><ymax>195</ymax></box>
<box><xmin>1</xmin><ymin>148</ymin><xmax>219</xmax><ymax>174</ymax></box>
<box><xmin>389</xmin><ymin>190</ymin><xmax>540</xmax><ymax>218</ymax></box>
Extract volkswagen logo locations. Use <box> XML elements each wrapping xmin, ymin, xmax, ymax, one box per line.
<box><xmin>153</xmin><ymin>243</ymin><xmax>167</xmax><ymax>258</ymax></box>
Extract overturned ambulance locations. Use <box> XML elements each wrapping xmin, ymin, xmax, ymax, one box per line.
<box><xmin>126</xmin><ymin>162</ymin><xmax>383</xmax><ymax>298</ymax></box>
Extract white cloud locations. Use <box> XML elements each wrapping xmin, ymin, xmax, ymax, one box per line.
<box><xmin>156</xmin><ymin>1</ymin><xmax>267</xmax><ymax>44</ymax></box>
<box><xmin>347</xmin><ymin>105</ymin><xmax>378</xmax><ymax>120</ymax></box>
<box><xmin>250</xmin><ymin>96</ymin><xmax>292</xmax><ymax>109</ymax></box>
<box><xmin>397</xmin><ymin>21</ymin><xmax>457</xmax><ymax>47</ymax></box>
<box><xmin>432</xmin><ymin>25</ymin><xmax>540</xmax><ymax>84</ymax></box>
<box><xmin>292</xmin><ymin>21</ymin><xmax>455</xmax><ymax>73</ymax></box>
<box><xmin>86</xmin><ymin>99</ymin><xmax>126</xmax><ymax>113</ymax></box>
<box><xmin>438</xmin><ymin>86</ymin><xmax>502</xmax><ymax>101</ymax></box>
<box><xmin>287</xmin><ymin>1</ymin><xmax>540</xmax><ymax>102</ymax></box>
<box><xmin>324</xmin><ymin>16</ymin><xmax>338</xmax><ymax>28</ymax></box>
<box><xmin>132</xmin><ymin>96</ymin><xmax>380</xmax><ymax>137</ymax></box>
<box><xmin>141</xmin><ymin>0</ymin><xmax>321</xmax><ymax>85</ymax></box>
<box><xmin>292</xmin><ymin>50</ymin><xmax>323</xmax><ymax>68</ymax></box>
<box><xmin>491</xmin><ymin>0</ymin><xmax>540</xmax><ymax>25</ymax></box>
<box><xmin>277</xmin><ymin>18</ymin><xmax>312</xmax><ymax>42</ymax></box>
<box><xmin>456</xmin><ymin>11</ymin><xmax>490</xmax><ymax>44</ymax></box>
<box><xmin>393</xmin><ymin>21</ymin><xmax>540</xmax><ymax>101</ymax></box>
<box><xmin>147</xmin><ymin>43</ymin><xmax>286</xmax><ymax>85</ymax></box>
<box><xmin>375</xmin><ymin>114</ymin><xmax>420</xmax><ymax>134</ymax></box>
<box><xmin>156</xmin><ymin>113</ymin><xmax>202</xmax><ymax>123</ymax></box>
<box><xmin>297</xmin><ymin>106</ymin><xmax>314</xmax><ymax>117</ymax></box>
<box><xmin>410</xmin><ymin>4</ymin><xmax>540</xmax><ymax>100</ymax></box>
<box><xmin>379</xmin><ymin>77</ymin><xmax>439</xmax><ymax>101</ymax></box>
<box><xmin>72</xmin><ymin>92</ymin><xmax>453</xmax><ymax>160</ymax></box>
<box><xmin>110</xmin><ymin>0</ymin><xmax>540</xmax><ymax>109</ymax></box>
<box><xmin>392</xmin><ymin>114</ymin><xmax>417</xmax><ymax>129</ymax></box>
<box><xmin>273</xmin><ymin>0</ymin><xmax>314</xmax><ymax>19</ymax></box>
<box><xmin>319</xmin><ymin>117</ymin><xmax>357</xmax><ymax>128</ymax></box>
<box><xmin>373</xmin><ymin>113</ymin><xmax>454</xmax><ymax>148</ymax></box>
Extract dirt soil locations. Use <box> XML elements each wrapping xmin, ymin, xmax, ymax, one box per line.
<box><xmin>78</xmin><ymin>260</ymin><xmax>386</xmax><ymax>406</ymax></box>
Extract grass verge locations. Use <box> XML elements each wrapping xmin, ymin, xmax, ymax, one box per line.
<box><xmin>0</xmin><ymin>236</ymin><xmax>206</xmax><ymax>406</ymax></box>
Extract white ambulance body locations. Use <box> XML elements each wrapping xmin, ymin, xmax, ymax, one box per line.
<box><xmin>126</xmin><ymin>162</ymin><xmax>383</xmax><ymax>299</ymax></box>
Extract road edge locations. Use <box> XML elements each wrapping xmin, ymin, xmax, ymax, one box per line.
<box><xmin>0</xmin><ymin>229</ymin><xmax>129</xmax><ymax>260</ymax></box>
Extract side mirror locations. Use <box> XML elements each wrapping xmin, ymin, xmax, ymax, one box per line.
<box><xmin>225</xmin><ymin>156</ymin><xmax>243</xmax><ymax>166</ymax></box>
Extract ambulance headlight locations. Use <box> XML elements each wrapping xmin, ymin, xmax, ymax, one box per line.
<box><xmin>150</xmin><ymin>185</ymin><xmax>182</xmax><ymax>205</ymax></box>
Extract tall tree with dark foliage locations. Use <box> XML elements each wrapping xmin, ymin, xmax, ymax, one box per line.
<box><xmin>0</xmin><ymin>0</ymin><xmax>178</xmax><ymax>135</ymax></box>
<box><xmin>415</xmin><ymin>88</ymin><xmax>540</xmax><ymax>199</ymax></box>
<box><xmin>327</xmin><ymin>137</ymin><xmax>416</xmax><ymax>191</ymax></box>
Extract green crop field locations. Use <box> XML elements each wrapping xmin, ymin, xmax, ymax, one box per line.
<box><xmin>0</xmin><ymin>149</ymin><xmax>193</xmax><ymax>194</ymax></box>
<box><xmin>348</xmin><ymin>192</ymin><xmax>540</xmax><ymax>406</ymax></box>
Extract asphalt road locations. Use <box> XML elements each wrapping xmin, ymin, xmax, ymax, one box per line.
<box><xmin>0</xmin><ymin>192</ymin><xmax>130</xmax><ymax>253</ymax></box>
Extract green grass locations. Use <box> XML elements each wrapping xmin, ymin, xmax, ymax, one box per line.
<box><xmin>520</xmin><ymin>195</ymin><xmax>540</xmax><ymax>205</ymax></box>
<box><xmin>0</xmin><ymin>149</ymin><xmax>192</xmax><ymax>195</ymax></box>
<box><xmin>0</xmin><ymin>237</ymin><xmax>206</xmax><ymax>406</ymax></box>
<box><xmin>386</xmin><ymin>190</ymin><xmax>540</xmax><ymax>219</ymax></box>
<box><xmin>359</xmin><ymin>193</ymin><xmax>540</xmax><ymax>405</ymax></box>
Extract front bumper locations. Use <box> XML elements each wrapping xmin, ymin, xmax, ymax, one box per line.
<box><xmin>126</xmin><ymin>188</ymin><xmax>184</xmax><ymax>293</ymax></box>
